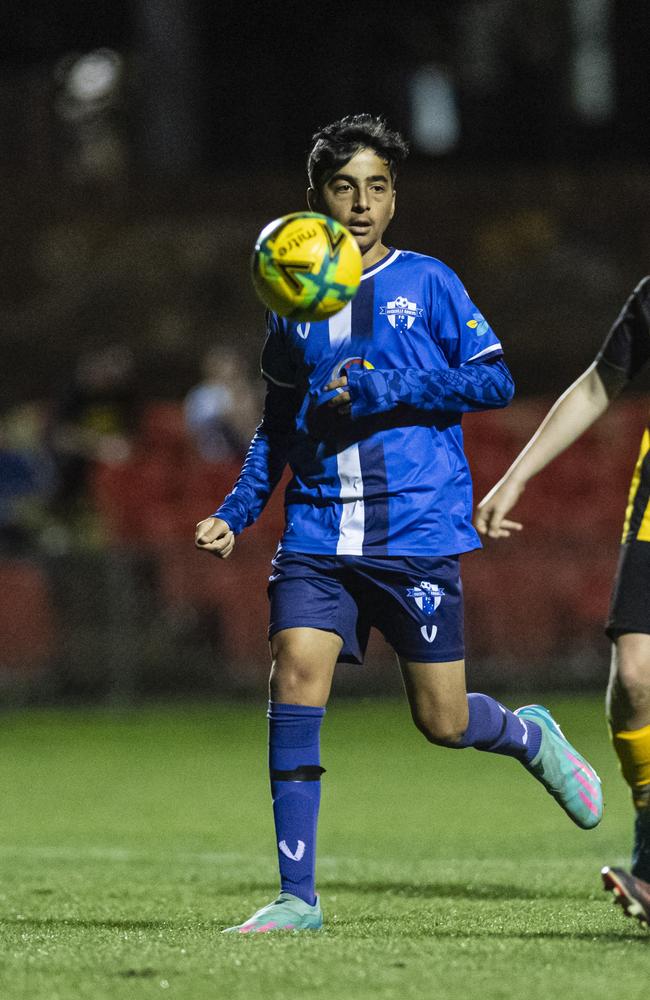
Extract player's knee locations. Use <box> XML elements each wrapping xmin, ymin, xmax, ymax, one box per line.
<box><xmin>615</xmin><ymin>669</ymin><xmax>650</xmax><ymax>715</ymax></box>
<box><xmin>613</xmin><ymin>647</ymin><xmax>650</xmax><ymax>712</ymax></box>
<box><xmin>411</xmin><ymin>708</ymin><xmax>466</xmax><ymax>746</ymax></box>
<box><xmin>270</xmin><ymin>663</ymin><xmax>316</xmax><ymax>702</ymax></box>
<box><xmin>269</xmin><ymin>653</ymin><xmax>325</xmax><ymax>704</ymax></box>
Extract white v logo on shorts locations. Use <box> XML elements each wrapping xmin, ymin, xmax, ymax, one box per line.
<box><xmin>279</xmin><ymin>839</ymin><xmax>306</xmax><ymax>862</ymax></box>
<box><xmin>420</xmin><ymin>625</ymin><xmax>438</xmax><ymax>643</ymax></box>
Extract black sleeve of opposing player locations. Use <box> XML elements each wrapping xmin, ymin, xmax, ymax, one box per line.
<box><xmin>596</xmin><ymin>276</ymin><xmax>650</xmax><ymax>381</ymax></box>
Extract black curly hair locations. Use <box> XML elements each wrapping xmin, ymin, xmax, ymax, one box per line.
<box><xmin>307</xmin><ymin>114</ymin><xmax>409</xmax><ymax>192</ymax></box>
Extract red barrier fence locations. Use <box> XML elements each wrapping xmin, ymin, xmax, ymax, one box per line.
<box><xmin>0</xmin><ymin>398</ymin><xmax>646</xmax><ymax>697</ymax></box>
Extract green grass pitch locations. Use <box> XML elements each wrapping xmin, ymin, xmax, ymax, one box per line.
<box><xmin>0</xmin><ymin>696</ymin><xmax>647</xmax><ymax>1000</ymax></box>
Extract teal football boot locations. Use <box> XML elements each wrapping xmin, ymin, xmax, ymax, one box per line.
<box><xmin>515</xmin><ymin>704</ymin><xmax>603</xmax><ymax>829</ymax></box>
<box><xmin>222</xmin><ymin>892</ymin><xmax>323</xmax><ymax>934</ymax></box>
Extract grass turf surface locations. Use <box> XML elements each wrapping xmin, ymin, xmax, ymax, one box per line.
<box><xmin>0</xmin><ymin>696</ymin><xmax>647</xmax><ymax>1000</ymax></box>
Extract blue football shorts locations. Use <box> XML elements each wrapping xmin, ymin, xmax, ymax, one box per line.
<box><xmin>268</xmin><ymin>550</ymin><xmax>465</xmax><ymax>664</ymax></box>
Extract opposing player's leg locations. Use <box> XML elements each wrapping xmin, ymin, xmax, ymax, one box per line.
<box><xmin>604</xmin><ymin>458</ymin><xmax>650</xmax><ymax>885</ymax></box>
<box><xmin>606</xmin><ymin>632</ymin><xmax>650</xmax><ymax>882</ymax></box>
<box><xmin>223</xmin><ymin>626</ymin><xmax>339</xmax><ymax>934</ymax></box>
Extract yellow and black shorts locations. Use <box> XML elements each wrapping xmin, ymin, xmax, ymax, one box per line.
<box><xmin>607</xmin><ymin>427</ymin><xmax>650</xmax><ymax>638</ymax></box>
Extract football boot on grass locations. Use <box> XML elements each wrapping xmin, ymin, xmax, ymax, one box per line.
<box><xmin>515</xmin><ymin>704</ymin><xmax>603</xmax><ymax>829</ymax></box>
<box><xmin>222</xmin><ymin>892</ymin><xmax>323</xmax><ymax>934</ymax></box>
<box><xmin>602</xmin><ymin>866</ymin><xmax>650</xmax><ymax>926</ymax></box>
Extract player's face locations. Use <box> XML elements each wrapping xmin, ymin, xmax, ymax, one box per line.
<box><xmin>308</xmin><ymin>147</ymin><xmax>396</xmax><ymax>267</ymax></box>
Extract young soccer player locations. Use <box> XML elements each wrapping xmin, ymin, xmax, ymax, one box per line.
<box><xmin>475</xmin><ymin>277</ymin><xmax>650</xmax><ymax>926</ymax></box>
<box><xmin>196</xmin><ymin>114</ymin><xmax>603</xmax><ymax>933</ymax></box>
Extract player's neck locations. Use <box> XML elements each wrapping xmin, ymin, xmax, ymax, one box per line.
<box><xmin>361</xmin><ymin>241</ymin><xmax>390</xmax><ymax>270</ymax></box>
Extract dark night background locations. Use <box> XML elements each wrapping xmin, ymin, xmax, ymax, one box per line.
<box><xmin>0</xmin><ymin>1</ymin><xmax>649</xmax><ymax>698</ymax></box>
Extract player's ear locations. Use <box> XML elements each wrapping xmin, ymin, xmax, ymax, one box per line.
<box><xmin>307</xmin><ymin>187</ymin><xmax>319</xmax><ymax>211</ymax></box>
<box><xmin>389</xmin><ymin>188</ymin><xmax>396</xmax><ymax>220</ymax></box>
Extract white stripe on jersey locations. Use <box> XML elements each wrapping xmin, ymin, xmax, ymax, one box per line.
<box><xmin>464</xmin><ymin>342</ymin><xmax>502</xmax><ymax>364</ymax></box>
<box><xmin>336</xmin><ymin>446</ymin><xmax>365</xmax><ymax>555</ymax></box>
<box><xmin>328</xmin><ymin>301</ymin><xmax>353</xmax><ymax>346</ymax></box>
<box><xmin>328</xmin><ymin>297</ymin><xmax>365</xmax><ymax>553</ymax></box>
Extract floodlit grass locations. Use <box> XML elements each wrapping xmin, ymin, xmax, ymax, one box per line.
<box><xmin>0</xmin><ymin>696</ymin><xmax>647</xmax><ymax>1000</ymax></box>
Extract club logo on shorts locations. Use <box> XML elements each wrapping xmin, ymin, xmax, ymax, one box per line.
<box><xmin>380</xmin><ymin>295</ymin><xmax>423</xmax><ymax>331</ymax></box>
<box><xmin>407</xmin><ymin>581</ymin><xmax>445</xmax><ymax>644</ymax></box>
<box><xmin>407</xmin><ymin>580</ymin><xmax>445</xmax><ymax>615</ymax></box>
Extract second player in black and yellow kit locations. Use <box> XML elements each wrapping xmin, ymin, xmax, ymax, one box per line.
<box><xmin>475</xmin><ymin>277</ymin><xmax>650</xmax><ymax>926</ymax></box>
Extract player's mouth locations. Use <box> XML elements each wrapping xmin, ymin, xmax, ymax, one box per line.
<box><xmin>347</xmin><ymin>221</ymin><xmax>372</xmax><ymax>236</ymax></box>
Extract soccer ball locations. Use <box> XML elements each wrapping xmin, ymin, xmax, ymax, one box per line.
<box><xmin>251</xmin><ymin>212</ymin><xmax>362</xmax><ymax>322</ymax></box>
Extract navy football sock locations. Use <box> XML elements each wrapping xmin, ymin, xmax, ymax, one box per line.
<box><xmin>455</xmin><ymin>693</ymin><xmax>542</xmax><ymax>763</ymax></box>
<box><xmin>268</xmin><ymin>701</ymin><xmax>325</xmax><ymax>907</ymax></box>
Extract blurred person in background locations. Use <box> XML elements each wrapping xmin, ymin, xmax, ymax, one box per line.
<box><xmin>0</xmin><ymin>404</ymin><xmax>53</xmax><ymax>555</ymax></box>
<box><xmin>183</xmin><ymin>345</ymin><xmax>260</xmax><ymax>462</ymax></box>
<box><xmin>476</xmin><ymin>277</ymin><xmax>650</xmax><ymax>926</ymax></box>
<box><xmin>46</xmin><ymin>343</ymin><xmax>140</xmax><ymax>538</ymax></box>
<box><xmin>195</xmin><ymin>113</ymin><xmax>602</xmax><ymax>935</ymax></box>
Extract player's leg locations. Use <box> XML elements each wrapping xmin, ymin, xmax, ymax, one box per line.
<box><xmin>267</xmin><ymin>625</ymin><xmax>340</xmax><ymax>907</ymax></box>
<box><xmin>606</xmin><ymin>632</ymin><xmax>650</xmax><ymax>881</ymax></box>
<box><xmin>399</xmin><ymin>656</ymin><xmax>602</xmax><ymax>827</ymax></box>
<box><xmin>223</xmin><ymin>626</ymin><xmax>340</xmax><ymax>934</ymax></box>
<box><xmin>362</xmin><ymin>554</ymin><xmax>601</xmax><ymax>828</ymax></box>
<box><xmin>367</xmin><ymin>552</ymin><xmax>542</xmax><ymax>760</ymax></box>
<box><xmin>399</xmin><ymin>656</ymin><xmax>540</xmax><ymax>759</ymax></box>
<box><xmin>604</xmin><ymin>531</ymin><xmax>650</xmax><ymax>883</ymax></box>
<box><xmin>224</xmin><ymin>552</ymin><xmax>365</xmax><ymax>933</ymax></box>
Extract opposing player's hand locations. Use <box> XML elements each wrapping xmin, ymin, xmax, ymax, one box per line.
<box><xmin>195</xmin><ymin>517</ymin><xmax>235</xmax><ymax>559</ymax></box>
<box><xmin>324</xmin><ymin>375</ymin><xmax>351</xmax><ymax>413</ymax></box>
<box><xmin>474</xmin><ymin>479</ymin><xmax>525</xmax><ymax>539</ymax></box>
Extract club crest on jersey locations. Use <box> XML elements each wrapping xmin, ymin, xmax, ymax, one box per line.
<box><xmin>407</xmin><ymin>581</ymin><xmax>445</xmax><ymax>616</ymax></box>
<box><xmin>380</xmin><ymin>295</ymin><xmax>423</xmax><ymax>331</ymax></box>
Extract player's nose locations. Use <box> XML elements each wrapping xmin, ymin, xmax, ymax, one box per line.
<box><xmin>352</xmin><ymin>189</ymin><xmax>370</xmax><ymax>212</ymax></box>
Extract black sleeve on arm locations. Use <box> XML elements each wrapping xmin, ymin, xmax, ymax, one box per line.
<box><xmin>596</xmin><ymin>276</ymin><xmax>650</xmax><ymax>383</ymax></box>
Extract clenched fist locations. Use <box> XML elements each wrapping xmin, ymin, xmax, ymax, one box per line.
<box><xmin>195</xmin><ymin>517</ymin><xmax>235</xmax><ymax>559</ymax></box>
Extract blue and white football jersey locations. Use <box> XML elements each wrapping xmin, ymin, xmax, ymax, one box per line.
<box><xmin>221</xmin><ymin>249</ymin><xmax>506</xmax><ymax>557</ymax></box>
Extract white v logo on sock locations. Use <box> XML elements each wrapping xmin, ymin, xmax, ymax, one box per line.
<box><xmin>279</xmin><ymin>839</ymin><xmax>306</xmax><ymax>862</ymax></box>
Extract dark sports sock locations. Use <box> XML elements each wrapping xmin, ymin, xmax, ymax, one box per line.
<box><xmin>454</xmin><ymin>693</ymin><xmax>542</xmax><ymax>763</ymax></box>
<box><xmin>268</xmin><ymin>701</ymin><xmax>325</xmax><ymax>906</ymax></box>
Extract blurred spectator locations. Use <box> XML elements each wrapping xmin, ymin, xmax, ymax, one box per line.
<box><xmin>184</xmin><ymin>346</ymin><xmax>259</xmax><ymax>462</ymax></box>
<box><xmin>46</xmin><ymin>344</ymin><xmax>141</xmax><ymax>527</ymax></box>
<box><xmin>0</xmin><ymin>403</ymin><xmax>53</xmax><ymax>555</ymax></box>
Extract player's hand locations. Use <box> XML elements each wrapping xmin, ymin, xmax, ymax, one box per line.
<box><xmin>195</xmin><ymin>517</ymin><xmax>235</xmax><ymax>559</ymax></box>
<box><xmin>474</xmin><ymin>479</ymin><xmax>525</xmax><ymax>539</ymax></box>
<box><xmin>324</xmin><ymin>375</ymin><xmax>351</xmax><ymax>413</ymax></box>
